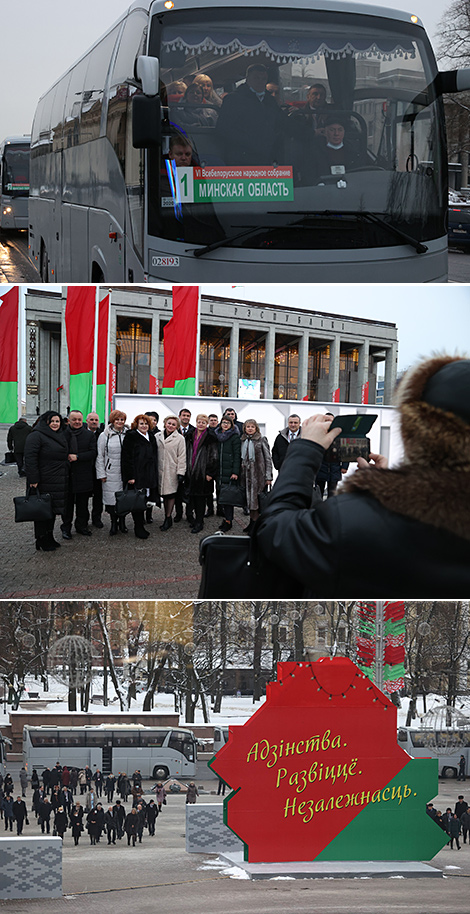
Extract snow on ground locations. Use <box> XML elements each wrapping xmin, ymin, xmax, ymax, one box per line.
<box><xmin>2</xmin><ymin>673</ymin><xmax>470</xmax><ymax>730</ymax></box>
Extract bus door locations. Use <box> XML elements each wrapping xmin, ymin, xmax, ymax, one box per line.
<box><xmin>101</xmin><ymin>739</ymin><xmax>113</xmax><ymax>774</ymax></box>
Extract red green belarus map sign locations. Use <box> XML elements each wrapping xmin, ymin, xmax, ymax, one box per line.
<box><xmin>210</xmin><ymin>658</ymin><xmax>448</xmax><ymax>863</ymax></box>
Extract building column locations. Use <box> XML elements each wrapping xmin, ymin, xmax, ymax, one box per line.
<box><xmin>298</xmin><ymin>331</ymin><xmax>309</xmax><ymax>401</ymax></box>
<box><xmin>228</xmin><ymin>321</ymin><xmax>240</xmax><ymax>398</ymax></box>
<box><xmin>383</xmin><ymin>342</ymin><xmax>398</xmax><ymax>405</ymax></box>
<box><xmin>265</xmin><ymin>327</ymin><xmax>276</xmax><ymax>399</ymax></box>
<box><xmin>329</xmin><ymin>335</ymin><xmax>340</xmax><ymax>402</ymax></box>
<box><xmin>357</xmin><ymin>338</ymin><xmax>370</xmax><ymax>402</ymax></box>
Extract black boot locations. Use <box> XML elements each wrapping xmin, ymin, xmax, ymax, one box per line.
<box><xmin>36</xmin><ymin>535</ymin><xmax>56</xmax><ymax>552</ymax></box>
<box><xmin>145</xmin><ymin>508</ymin><xmax>153</xmax><ymax>524</ymax></box>
<box><xmin>160</xmin><ymin>516</ymin><xmax>173</xmax><ymax>531</ymax></box>
<box><xmin>46</xmin><ymin>531</ymin><xmax>61</xmax><ymax>549</ymax></box>
<box><xmin>133</xmin><ymin>511</ymin><xmax>149</xmax><ymax>539</ymax></box>
<box><xmin>118</xmin><ymin>515</ymin><xmax>128</xmax><ymax>533</ymax></box>
<box><xmin>109</xmin><ymin>508</ymin><xmax>118</xmax><ymax>536</ymax></box>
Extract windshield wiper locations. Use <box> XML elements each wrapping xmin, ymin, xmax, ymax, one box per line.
<box><xmin>190</xmin><ymin>224</ymin><xmax>283</xmax><ymax>258</ymax></box>
<box><xmin>190</xmin><ymin>209</ymin><xmax>428</xmax><ymax>257</ymax></box>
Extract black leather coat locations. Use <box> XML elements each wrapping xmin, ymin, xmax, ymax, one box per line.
<box><xmin>24</xmin><ymin>421</ymin><xmax>69</xmax><ymax>515</ymax></box>
<box><xmin>256</xmin><ymin>439</ymin><xmax>470</xmax><ymax>598</ymax></box>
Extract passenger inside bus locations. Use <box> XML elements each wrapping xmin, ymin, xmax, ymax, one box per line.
<box><xmin>215</xmin><ymin>64</ymin><xmax>284</xmax><ymax>165</ymax></box>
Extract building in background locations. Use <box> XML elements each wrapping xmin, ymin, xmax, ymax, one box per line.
<box><xmin>23</xmin><ymin>286</ymin><xmax>398</xmax><ymax>418</ymax></box>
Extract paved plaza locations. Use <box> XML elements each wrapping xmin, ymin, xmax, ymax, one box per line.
<box><xmin>0</xmin><ymin>425</ymin><xmax>243</xmax><ymax>600</ymax></box>
<box><xmin>1</xmin><ymin>766</ymin><xmax>470</xmax><ymax>913</ymax></box>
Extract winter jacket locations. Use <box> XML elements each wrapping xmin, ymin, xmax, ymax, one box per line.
<box><xmin>64</xmin><ymin>425</ymin><xmax>97</xmax><ymax>493</ymax></box>
<box><xmin>272</xmin><ymin>428</ymin><xmax>292</xmax><ymax>471</ymax></box>
<box><xmin>256</xmin><ymin>355</ymin><xmax>470</xmax><ymax>598</ymax></box>
<box><xmin>121</xmin><ymin>429</ymin><xmax>158</xmax><ymax>492</ymax></box>
<box><xmin>24</xmin><ymin>420</ymin><xmax>69</xmax><ymax>515</ymax></box>
<box><xmin>214</xmin><ymin>427</ymin><xmax>241</xmax><ymax>485</ymax></box>
<box><xmin>95</xmin><ymin>425</ymin><xmax>128</xmax><ymax>505</ymax></box>
<box><xmin>7</xmin><ymin>419</ymin><xmax>32</xmax><ymax>454</ymax></box>
<box><xmin>186</xmin><ymin>429</ymin><xmax>219</xmax><ymax>497</ymax></box>
<box><xmin>156</xmin><ymin>429</ymin><xmax>187</xmax><ymax>495</ymax></box>
<box><xmin>240</xmin><ymin>431</ymin><xmax>273</xmax><ymax>511</ymax></box>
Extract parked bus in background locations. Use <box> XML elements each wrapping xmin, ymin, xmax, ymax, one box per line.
<box><xmin>398</xmin><ymin>726</ymin><xmax>470</xmax><ymax>778</ymax></box>
<box><xmin>0</xmin><ymin>136</ymin><xmax>30</xmax><ymax>231</ymax></box>
<box><xmin>28</xmin><ymin>0</ymin><xmax>470</xmax><ymax>283</ymax></box>
<box><xmin>213</xmin><ymin>726</ymin><xmax>229</xmax><ymax>756</ymax></box>
<box><xmin>23</xmin><ymin>724</ymin><xmax>197</xmax><ymax>780</ymax></box>
<box><xmin>0</xmin><ymin>730</ymin><xmax>12</xmax><ymax>780</ymax></box>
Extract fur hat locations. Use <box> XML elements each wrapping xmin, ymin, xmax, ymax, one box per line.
<box><xmin>395</xmin><ymin>354</ymin><xmax>470</xmax><ymax>468</ymax></box>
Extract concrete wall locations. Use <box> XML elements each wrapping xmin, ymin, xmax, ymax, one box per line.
<box><xmin>0</xmin><ymin>837</ymin><xmax>62</xmax><ymax>899</ymax></box>
<box><xmin>186</xmin><ymin>803</ymin><xmax>244</xmax><ymax>854</ymax></box>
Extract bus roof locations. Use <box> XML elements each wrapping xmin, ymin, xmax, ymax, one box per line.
<box><xmin>1</xmin><ymin>136</ymin><xmax>31</xmax><ymax>146</ymax></box>
<box><xmin>23</xmin><ymin>724</ymin><xmax>193</xmax><ymax>733</ymax></box>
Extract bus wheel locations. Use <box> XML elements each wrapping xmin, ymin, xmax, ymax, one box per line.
<box><xmin>40</xmin><ymin>244</ymin><xmax>49</xmax><ymax>282</ymax></box>
<box><xmin>152</xmin><ymin>765</ymin><xmax>169</xmax><ymax>780</ymax></box>
<box><xmin>442</xmin><ymin>766</ymin><xmax>457</xmax><ymax>778</ymax></box>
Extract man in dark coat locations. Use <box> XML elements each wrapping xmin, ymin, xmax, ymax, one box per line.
<box><xmin>255</xmin><ymin>355</ymin><xmax>470</xmax><ymax>598</ymax></box>
<box><xmin>146</xmin><ymin>799</ymin><xmax>158</xmax><ymax>836</ymax></box>
<box><xmin>86</xmin><ymin>412</ymin><xmax>105</xmax><ymax>528</ymax></box>
<box><xmin>174</xmin><ymin>408</ymin><xmax>194</xmax><ymax>523</ymax></box>
<box><xmin>7</xmin><ymin>417</ymin><xmax>32</xmax><ymax>476</ymax></box>
<box><xmin>61</xmin><ymin>410</ymin><xmax>97</xmax><ymax>538</ymax></box>
<box><xmin>124</xmin><ymin>807</ymin><xmax>138</xmax><ymax>846</ymax></box>
<box><xmin>12</xmin><ymin>797</ymin><xmax>28</xmax><ymax>835</ymax></box>
<box><xmin>38</xmin><ymin>796</ymin><xmax>52</xmax><ymax>834</ymax></box>
<box><xmin>217</xmin><ymin>64</ymin><xmax>283</xmax><ymax>165</ymax></box>
<box><xmin>112</xmin><ymin>799</ymin><xmax>126</xmax><ymax>839</ymax></box>
<box><xmin>272</xmin><ymin>415</ymin><xmax>301</xmax><ymax>471</ymax></box>
<box><xmin>104</xmin><ymin>806</ymin><xmax>117</xmax><ymax>844</ymax></box>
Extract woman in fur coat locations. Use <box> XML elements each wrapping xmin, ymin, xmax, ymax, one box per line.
<box><xmin>24</xmin><ymin>411</ymin><xmax>69</xmax><ymax>551</ymax></box>
<box><xmin>156</xmin><ymin>415</ymin><xmax>187</xmax><ymax>531</ymax></box>
<box><xmin>255</xmin><ymin>354</ymin><xmax>470</xmax><ymax>598</ymax></box>
<box><xmin>95</xmin><ymin>410</ymin><xmax>128</xmax><ymax>536</ymax></box>
<box><xmin>240</xmin><ymin>419</ymin><xmax>273</xmax><ymax>535</ymax></box>
<box><xmin>186</xmin><ymin>414</ymin><xmax>219</xmax><ymax>534</ymax></box>
<box><xmin>121</xmin><ymin>414</ymin><xmax>159</xmax><ymax>539</ymax></box>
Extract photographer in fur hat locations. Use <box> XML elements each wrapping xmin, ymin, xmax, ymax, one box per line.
<box><xmin>255</xmin><ymin>355</ymin><xmax>470</xmax><ymax>598</ymax></box>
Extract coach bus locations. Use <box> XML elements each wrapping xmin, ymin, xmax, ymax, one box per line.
<box><xmin>0</xmin><ymin>136</ymin><xmax>30</xmax><ymax>230</ymax></box>
<box><xmin>28</xmin><ymin>0</ymin><xmax>470</xmax><ymax>283</ymax></box>
<box><xmin>398</xmin><ymin>726</ymin><xmax>470</xmax><ymax>779</ymax></box>
<box><xmin>23</xmin><ymin>724</ymin><xmax>198</xmax><ymax>780</ymax></box>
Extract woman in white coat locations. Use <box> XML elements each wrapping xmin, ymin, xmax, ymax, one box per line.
<box><xmin>156</xmin><ymin>415</ymin><xmax>187</xmax><ymax>531</ymax></box>
<box><xmin>95</xmin><ymin>410</ymin><xmax>128</xmax><ymax>535</ymax></box>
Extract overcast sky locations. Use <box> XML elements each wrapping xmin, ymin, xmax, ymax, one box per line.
<box><xmin>0</xmin><ymin>0</ymin><xmax>451</xmax><ymax>140</ymax></box>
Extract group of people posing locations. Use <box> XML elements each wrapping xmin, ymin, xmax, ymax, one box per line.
<box><xmin>18</xmin><ymin>404</ymin><xmax>286</xmax><ymax>549</ymax></box>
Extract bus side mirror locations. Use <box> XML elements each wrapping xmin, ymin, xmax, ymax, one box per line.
<box><xmin>136</xmin><ymin>56</ymin><xmax>160</xmax><ymax>97</ymax></box>
<box><xmin>438</xmin><ymin>68</ymin><xmax>470</xmax><ymax>94</ymax></box>
<box><xmin>132</xmin><ymin>95</ymin><xmax>162</xmax><ymax>148</ymax></box>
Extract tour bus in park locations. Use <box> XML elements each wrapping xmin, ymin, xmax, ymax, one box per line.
<box><xmin>23</xmin><ymin>724</ymin><xmax>198</xmax><ymax>780</ymax></box>
<box><xmin>28</xmin><ymin>0</ymin><xmax>470</xmax><ymax>283</ymax></box>
<box><xmin>0</xmin><ymin>136</ymin><xmax>30</xmax><ymax>231</ymax></box>
<box><xmin>398</xmin><ymin>726</ymin><xmax>470</xmax><ymax>779</ymax></box>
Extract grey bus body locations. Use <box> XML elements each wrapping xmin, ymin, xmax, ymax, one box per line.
<box><xmin>28</xmin><ymin>0</ymin><xmax>470</xmax><ymax>282</ymax></box>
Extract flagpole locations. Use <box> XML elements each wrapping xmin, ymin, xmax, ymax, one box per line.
<box><xmin>105</xmin><ymin>288</ymin><xmax>111</xmax><ymax>422</ymax></box>
<box><xmin>18</xmin><ymin>286</ymin><xmax>24</xmax><ymax>418</ymax></box>
<box><xmin>194</xmin><ymin>286</ymin><xmax>201</xmax><ymax>397</ymax></box>
<box><xmin>92</xmin><ymin>285</ymin><xmax>99</xmax><ymax>412</ymax></box>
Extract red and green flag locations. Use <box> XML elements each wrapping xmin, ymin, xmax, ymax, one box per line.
<box><xmin>65</xmin><ymin>286</ymin><xmax>96</xmax><ymax>415</ymax></box>
<box><xmin>96</xmin><ymin>293</ymin><xmax>109</xmax><ymax>423</ymax></box>
<box><xmin>162</xmin><ymin>286</ymin><xmax>199</xmax><ymax>395</ymax></box>
<box><xmin>0</xmin><ymin>286</ymin><xmax>19</xmax><ymax>423</ymax></box>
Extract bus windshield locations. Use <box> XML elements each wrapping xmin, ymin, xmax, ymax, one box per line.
<box><xmin>2</xmin><ymin>144</ymin><xmax>30</xmax><ymax>197</ymax></box>
<box><xmin>149</xmin><ymin>8</ymin><xmax>444</xmax><ymax>251</ymax></box>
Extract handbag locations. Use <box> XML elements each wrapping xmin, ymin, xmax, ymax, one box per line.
<box><xmin>4</xmin><ymin>451</ymin><xmax>16</xmax><ymax>464</ymax></box>
<box><xmin>218</xmin><ymin>480</ymin><xmax>246</xmax><ymax>508</ymax></box>
<box><xmin>115</xmin><ymin>485</ymin><xmax>147</xmax><ymax>516</ymax></box>
<box><xmin>258</xmin><ymin>483</ymin><xmax>272</xmax><ymax>514</ymax></box>
<box><xmin>14</xmin><ymin>487</ymin><xmax>53</xmax><ymax>523</ymax></box>
<box><xmin>198</xmin><ymin>530</ymin><xmax>303</xmax><ymax>599</ymax></box>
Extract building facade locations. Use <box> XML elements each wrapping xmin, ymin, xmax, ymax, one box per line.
<box><xmin>23</xmin><ymin>286</ymin><xmax>398</xmax><ymax>417</ymax></box>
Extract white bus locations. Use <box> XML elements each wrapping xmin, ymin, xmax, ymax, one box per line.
<box><xmin>29</xmin><ymin>0</ymin><xmax>470</xmax><ymax>283</ymax></box>
<box><xmin>23</xmin><ymin>724</ymin><xmax>198</xmax><ymax>780</ymax></box>
<box><xmin>0</xmin><ymin>136</ymin><xmax>30</xmax><ymax>230</ymax></box>
<box><xmin>398</xmin><ymin>726</ymin><xmax>470</xmax><ymax>779</ymax></box>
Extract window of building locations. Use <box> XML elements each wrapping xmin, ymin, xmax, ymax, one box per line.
<box><xmin>308</xmin><ymin>341</ymin><xmax>330</xmax><ymax>401</ymax></box>
<box><xmin>239</xmin><ymin>329</ymin><xmax>266</xmax><ymax>398</ymax></box>
<box><xmin>198</xmin><ymin>325</ymin><xmax>230</xmax><ymax>397</ymax></box>
<box><xmin>274</xmin><ymin>335</ymin><xmax>299</xmax><ymax>400</ymax></box>
<box><xmin>116</xmin><ymin>316</ymin><xmax>152</xmax><ymax>394</ymax></box>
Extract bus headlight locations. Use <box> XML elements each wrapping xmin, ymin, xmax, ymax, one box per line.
<box><xmin>3</xmin><ymin>207</ymin><xmax>12</xmax><ymax>214</ymax></box>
